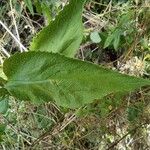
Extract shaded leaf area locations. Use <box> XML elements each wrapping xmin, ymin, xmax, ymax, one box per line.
<box><xmin>0</xmin><ymin>77</ymin><xmax>6</xmax><ymax>87</ymax></box>
<box><xmin>24</xmin><ymin>0</ymin><xmax>34</xmax><ymax>15</ymax></box>
<box><xmin>0</xmin><ymin>124</ymin><xmax>6</xmax><ymax>142</ymax></box>
<box><xmin>0</xmin><ymin>97</ymin><xmax>9</xmax><ymax>114</ymax></box>
<box><xmin>0</xmin><ymin>87</ymin><xmax>7</xmax><ymax>95</ymax></box>
<box><xmin>30</xmin><ymin>0</ymin><xmax>85</xmax><ymax>57</ymax></box>
<box><xmin>3</xmin><ymin>52</ymin><xmax>150</xmax><ymax>108</ymax></box>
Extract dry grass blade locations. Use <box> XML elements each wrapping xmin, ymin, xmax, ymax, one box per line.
<box><xmin>0</xmin><ymin>20</ymin><xmax>27</xmax><ymax>52</ymax></box>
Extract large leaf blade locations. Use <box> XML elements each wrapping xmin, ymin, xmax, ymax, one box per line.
<box><xmin>30</xmin><ymin>0</ymin><xmax>85</xmax><ymax>57</ymax></box>
<box><xmin>3</xmin><ymin>52</ymin><xmax>150</xmax><ymax>108</ymax></box>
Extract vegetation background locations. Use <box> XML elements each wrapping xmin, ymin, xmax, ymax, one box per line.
<box><xmin>0</xmin><ymin>0</ymin><xmax>150</xmax><ymax>149</ymax></box>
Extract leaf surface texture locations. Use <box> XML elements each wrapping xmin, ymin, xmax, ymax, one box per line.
<box><xmin>3</xmin><ymin>52</ymin><xmax>150</xmax><ymax>108</ymax></box>
<box><xmin>30</xmin><ymin>0</ymin><xmax>85</xmax><ymax>57</ymax></box>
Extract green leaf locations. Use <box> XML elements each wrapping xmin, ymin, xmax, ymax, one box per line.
<box><xmin>41</xmin><ymin>3</ymin><xmax>52</xmax><ymax>24</ymax></box>
<box><xmin>0</xmin><ymin>77</ymin><xmax>6</xmax><ymax>87</ymax></box>
<box><xmin>0</xmin><ymin>97</ymin><xmax>9</xmax><ymax>114</ymax></box>
<box><xmin>0</xmin><ymin>124</ymin><xmax>6</xmax><ymax>133</ymax></box>
<box><xmin>0</xmin><ymin>88</ymin><xmax>9</xmax><ymax>97</ymax></box>
<box><xmin>113</xmin><ymin>30</ymin><xmax>121</xmax><ymax>50</ymax></box>
<box><xmin>3</xmin><ymin>52</ymin><xmax>150</xmax><ymax>108</ymax></box>
<box><xmin>90</xmin><ymin>31</ymin><xmax>101</xmax><ymax>43</ymax></box>
<box><xmin>0</xmin><ymin>66</ymin><xmax>7</xmax><ymax>81</ymax></box>
<box><xmin>34</xmin><ymin>0</ymin><xmax>42</xmax><ymax>14</ymax></box>
<box><xmin>104</xmin><ymin>32</ymin><xmax>115</xmax><ymax>48</ymax></box>
<box><xmin>24</xmin><ymin>0</ymin><xmax>34</xmax><ymax>15</ymax></box>
<box><xmin>30</xmin><ymin>0</ymin><xmax>85</xmax><ymax>58</ymax></box>
<box><xmin>127</xmin><ymin>104</ymin><xmax>143</xmax><ymax>122</ymax></box>
<box><xmin>34</xmin><ymin>106</ymin><xmax>53</xmax><ymax>129</ymax></box>
<box><xmin>0</xmin><ymin>124</ymin><xmax>6</xmax><ymax>142</ymax></box>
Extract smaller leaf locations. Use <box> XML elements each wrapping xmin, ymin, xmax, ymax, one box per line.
<box><xmin>0</xmin><ymin>124</ymin><xmax>6</xmax><ymax>133</ymax></box>
<box><xmin>34</xmin><ymin>106</ymin><xmax>53</xmax><ymax>129</ymax></box>
<box><xmin>24</xmin><ymin>0</ymin><xmax>34</xmax><ymax>15</ymax></box>
<box><xmin>104</xmin><ymin>33</ymin><xmax>114</xmax><ymax>48</ymax></box>
<box><xmin>0</xmin><ymin>88</ymin><xmax>9</xmax><ymax>97</ymax></box>
<box><xmin>127</xmin><ymin>105</ymin><xmax>142</xmax><ymax>122</ymax></box>
<box><xmin>34</xmin><ymin>0</ymin><xmax>42</xmax><ymax>14</ymax></box>
<box><xmin>0</xmin><ymin>124</ymin><xmax>6</xmax><ymax>142</ymax></box>
<box><xmin>90</xmin><ymin>31</ymin><xmax>101</xmax><ymax>43</ymax></box>
<box><xmin>0</xmin><ymin>97</ymin><xmax>9</xmax><ymax>114</ymax></box>
<box><xmin>113</xmin><ymin>30</ymin><xmax>121</xmax><ymax>50</ymax></box>
<box><xmin>41</xmin><ymin>3</ymin><xmax>52</xmax><ymax>24</ymax></box>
